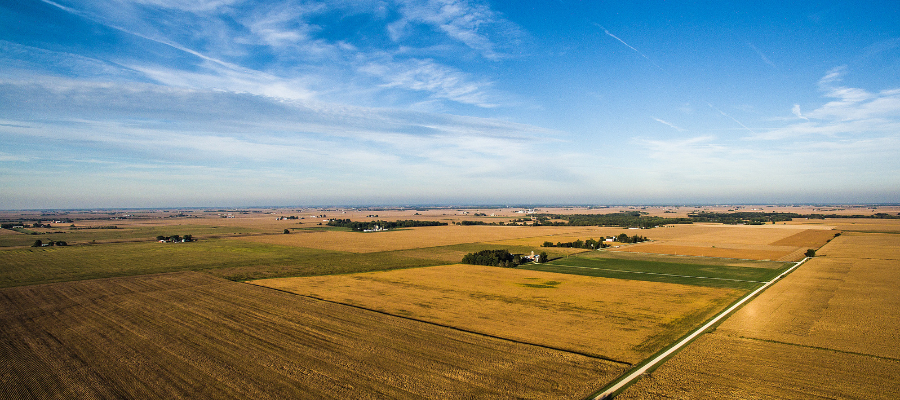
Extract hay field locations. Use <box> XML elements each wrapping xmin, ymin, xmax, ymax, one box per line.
<box><xmin>251</xmin><ymin>265</ymin><xmax>744</xmax><ymax>363</ymax></box>
<box><xmin>237</xmin><ymin>225</ymin><xmax>617</xmax><ymax>253</ymax></box>
<box><xmin>616</xmin><ymin>230</ymin><xmax>900</xmax><ymax>399</ymax></box>
<box><xmin>0</xmin><ymin>272</ymin><xmax>623</xmax><ymax>399</ymax></box>
<box><xmin>612</xmin><ymin>224</ymin><xmax>838</xmax><ymax>261</ymax></box>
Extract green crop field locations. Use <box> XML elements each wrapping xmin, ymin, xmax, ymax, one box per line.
<box><xmin>520</xmin><ymin>253</ymin><xmax>792</xmax><ymax>289</ymax></box>
<box><xmin>0</xmin><ymin>238</ymin><xmax>444</xmax><ymax>288</ymax></box>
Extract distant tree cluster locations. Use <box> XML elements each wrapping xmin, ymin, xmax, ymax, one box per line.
<box><xmin>457</xmin><ymin>220</ymin><xmax>489</xmax><ymax>226</ymax></box>
<box><xmin>156</xmin><ymin>234</ymin><xmax>193</xmax><ymax>243</ymax></box>
<box><xmin>461</xmin><ymin>249</ymin><xmax>547</xmax><ymax>267</ymax></box>
<box><xmin>327</xmin><ymin>219</ymin><xmax>447</xmax><ymax>231</ymax></box>
<box><xmin>616</xmin><ymin>233</ymin><xmax>648</xmax><ymax>243</ymax></box>
<box><xmin>541</xmin><ymin>234</ymin><xmax>648</xmax><ymax>249</ymax></box>
<box><xmin>544</xmin><ymin>212</ymin><xmax>692</xmax><ymax>228</ymax></box>
<box><xmin>31</xmin><ymin>239</ymin><xmax>67</xmax><ymax>247</ymax></box>
<box><xmin>542</xmin><ymin>238</ymin><xmax>609</xmax><ymax>249</ymax></box>
<box><xmin>687</xmin><ymin>212</ymin><xmax>800</xmax><ymax>225</ymax></box>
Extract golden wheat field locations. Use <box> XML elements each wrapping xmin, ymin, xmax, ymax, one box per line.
<box><xmin>616</xmin><ymin>228</ymin><xmax>900</xmax><ymax>399</ymax></box>
<box><xmin>0</xmin><ymin>272</ymin><xmax>625</xmax><ymax>399</ymax></box>
<box><xmin>251</xmin><ymin>265</ymin><xmax>744</xmax><ymax>364</ymax></box>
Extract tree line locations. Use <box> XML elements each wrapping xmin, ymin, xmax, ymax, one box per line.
<box><xmin>326</xmin><ymin>219</ymin><xmax>448</xmax><ymax>231</ymax></box>
<box><xmin>541</xmin><ymin>233</ymin><xmax>648</xmax><ymax>249</ymax></box>
<box><xmin>461</xmin><ymin>249</ymin><xmax>547</xmax><ymax>267</ymax></box>
<box><xmin>156</xmin><ymin>235</ymin><xmax>194</xmax><ymax>243</ymax></box>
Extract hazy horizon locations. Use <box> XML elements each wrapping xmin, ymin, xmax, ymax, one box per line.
<box><xmin>2</xmin><ymin>1</ymin><xmax>899</xmax><ymax>208</ymax></box>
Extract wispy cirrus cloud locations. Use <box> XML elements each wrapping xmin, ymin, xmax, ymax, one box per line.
<box><xmin>594</xmin><ymin>23</ymin><xmax>663</xmax><ymax>71</ymax></box>
<box><xmin>33</xmin><ymin>0</ymin><xmax>515</xmax><ymax>110</ymax></box>
<box><xmin>359</xmin><ymin>58</ymin><xmax>498</xmax><ymax>107</ymax></box>
<box><xmin>392</xmin><ymin>0</ymin><xmax>524</xmax><ymax>61</ymax></box>
<box><xmin>758</xmin><ymin>67</ymin><xmax>900</xmax><ymax>140</ymax></box>
<box><xmin>652</xmin><ymin>117</ymin><xmax>686</xmax><ymax>132</ymax></box>
<box><xmin>748</xmin><ymin>42</ymin><xmax>776</xmax><ymax>68</ymax></box>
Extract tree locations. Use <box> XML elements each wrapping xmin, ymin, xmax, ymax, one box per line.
<box><xmin>538</xmin><ymin>252</ymin><xmax>548</xmax><ymax>263</ymax></box>
<box><xmin>156</xmin><ymin>235</ymin><xmax>166</xmax><ymax>241</ymax></box>
<box><xmin>283</xmin><ymin>229</ymin><xmax>290</xmax><ymax>234</ymax></box>
<box><xmin>31</xmin><ymin>239</ymin><xmax>42</xmax><ymax>247</ymax></box>
<box><xmin>805</xmin><ymin>249</ymin><xmax>816</xmax><ymax>257</ymax></box>
<box><xmin>183</xmin><ymin>234</ymin><xmax>193</xmax><ymax>242</ymax></box>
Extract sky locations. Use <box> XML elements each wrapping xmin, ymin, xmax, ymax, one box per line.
<box><xmin>1</xmin><ymin>0</ymin><xmax>899</xmax><ymax>208</ymax></box>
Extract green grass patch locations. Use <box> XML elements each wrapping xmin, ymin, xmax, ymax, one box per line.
<box><xmin>0</xmin><ymin>224</ymin><xmax>278</xmax><ymax>248</ymax></box>
<box><xmin>519</xmin><ymin>254</ymin><xmax>791</xmax><ymax>289</ymax></box>
<box><xmin>518</xmin><ymin>280</ymin><xmax>561</xmax><ymax>289</ymax></box>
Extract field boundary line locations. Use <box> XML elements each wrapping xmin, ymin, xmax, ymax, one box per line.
<box><xmin>544</xmin><ymin>263</ymin><xmax>766</xmax><ymax>283</ymax></box>
<box><xmin>586</xmin><ymin>257</ymin><xmax>811</xmax><ymax>400</ymax></box>
<box><xmin>735</xmin><ymin>336</ymin><xmax>900</xmax><ymax>363</ymax></box>
<box><xmin>245</xmin><ymin>282</ymin><xmax>633</xmax><ymax>367</ymax></box>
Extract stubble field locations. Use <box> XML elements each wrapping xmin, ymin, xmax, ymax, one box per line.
<box><xmin>251</xmin><ymin>264</ymin><xmax>744</xmax><ymax>364</ymax></box>
<box><xmin>611</xmin><ymin>223</ymin><xmax>839</xmax><ymax>261</ymax></box>
<box><xmin>617</xmin><ymin>225</ymin><xmax>900</xmax><ymax>399</ymax></box>
<box><xmin>0</xmin><ymin>272</ymin><xmax>625</xmax><ymax>399</ymax></box>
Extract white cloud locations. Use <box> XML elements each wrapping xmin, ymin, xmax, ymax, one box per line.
<box><xmin>758</xmin><ymin>68</ymin><xmax>900</xmax><ymax>140</ymax></box>
<box><xmin>359</xmin><ymin>58</ymin><xmax>498</xmax><ymax>107</ymax></box>
<box><xmin>393</xmin><ymin>0</ymin><xmax>523</xmax><ymax>60</ymax></box>
<box><xmin>792</xmin><ymin>104</ymin><xmax>809</xmax><ymax>120</ymax></box>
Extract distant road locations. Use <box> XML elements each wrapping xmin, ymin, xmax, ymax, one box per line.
<box><xmin>588</xmin><ymin>257</ymin><xmax>811</xmax><ymax>399</ymax></box>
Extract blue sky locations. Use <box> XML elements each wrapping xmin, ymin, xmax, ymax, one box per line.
<box><xmin>1</xmin><ymin>0</ymin><xmax>899</xmax><ymax>208</ymax></box>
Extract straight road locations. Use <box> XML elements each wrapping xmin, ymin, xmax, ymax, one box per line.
<box><xmin>588</xmin><ymin>257</ymin><xmax>811</xmax><ymax>399</ymax></box>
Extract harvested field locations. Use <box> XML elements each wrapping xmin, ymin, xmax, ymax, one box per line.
<box><xmin>616</xmin><ymin>333</ymin><xmax>900</xmax><ymax>400</ymax></box>
<box><xmin>0</xmin><ymin>272</ymin><xmax>624</xmax><ymax>399</ymax></box>
<box><xmin>768</xmin><ymin>228</ymin><xmax>839</xmax><ymax>247</ymax></box>
<box><xmin>616</xmin><ymin>230</ymin><xmax>900</xmax><ymax>399</ymax></box>
<box><xmin>719</xmin><ymin>232</ymin><xmax>900</xmax><ymax>359</ymax></box>
<box><xmin>251</xmin><ymin>265</ymin><xmax>744</xmax><ymax>363</ymax></box>
<box><xmin>789</xmin><ymin>218</ymin><xmax>900</xmax><ymax>233</ymax></box>
<box><xmin>237</xmin><ymin>225</ymin><xmax>619</xmax><ymax>253</ymax></box>
<box><xmin>612</xmin><ymin>224</ymin><xmax>837</xmax><ymax>261</ymax></box>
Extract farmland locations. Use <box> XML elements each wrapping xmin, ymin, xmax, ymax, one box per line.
<box><xmin>0</xmin><ymin>207</ymin><xmax>895</xmax><ymax>399</ymax></box>
<box><xmin>525</xmin><ymin>252</ymin><xmax>791</xmax><ymax>289</ymax></box>
<box><xmin>250</xmin><ymin>264</ymin><xmax>745</xmax><ymax>363</ymax></box>
<box><xmin>616</xmin><ymin>227</ymin><xmax>900</xmax><ymax>399</ymax></box>
<box><xmin>609</xmin><ymin>223</ymin><xmax>840</xmax><ymax>261</ymax></box>
<box><xmin>0</xmin><ymin>272</ymin><xmax>623</xmax><ymax>399</ymax></box>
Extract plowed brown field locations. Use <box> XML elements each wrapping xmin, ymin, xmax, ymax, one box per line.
<box><xmin>616</xmin><ymin>230</ymin><xmax>900</xmax><ymax>399</ymax></box>
<box><xmin>0</xmin><ymin>272</ymin><xmax>625</xmax><ymax>399</ymax></box>
<box><xmin>251</xmin><ymin>265</ymin><xmax>744</xmax><ymax>363</ymax></box>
